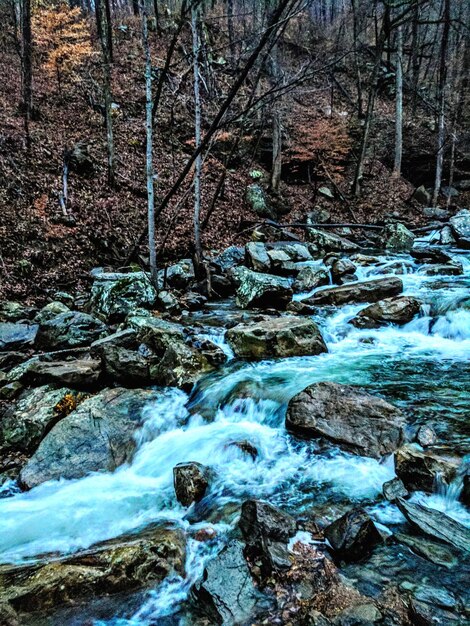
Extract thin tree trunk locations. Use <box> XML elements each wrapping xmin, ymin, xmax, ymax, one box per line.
<box><xmin>393</xmin><ymin>24</ymin><xmax>403</xmax><ymax>175</ymax></box>
<box><xmin>96</xmin><ymin>0</ymin><xmax>115</xmax><ymax>186</ymax></box>
<box><xmin>227</xmin><ymin>0</ymin><xmax>235</xmax><ymax>62</ymax></box>
<box><xmin>432</xmin><ymin>0</ymin><xmax>451</xmax><ymax>207</ymax></box>
<box><xmin>142</xmin><ymin>5</ymin><xmax>158</xmax><ymax>289</ymax></box>
<box><xmin>350</xmin><ymin>0</ymin><xmax>363</xmax><ymax>118</ymax></box>
<box><xmin>21</xmin><ymin>0</ymin><xmax>32</xmax><ymax>149</ymax></box>
<box><xmin>191</xmin><ymin>1</ymin><xmax>203</xmax><ymax>274</ymax></box>
<box><xmin>104</xmin><ymin>0</ymin><xmax>113</xmax><ymax>62</ymax></box>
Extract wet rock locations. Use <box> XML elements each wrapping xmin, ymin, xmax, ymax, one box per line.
<box><xmin>19</xmin><ymin>388</ymin><xmax>161</xmax><ymax>489</ymax></box>
<box><xmin>225</xmin><ymin>440</ymin><xmax>258</xmax><ymax>460</ymax></box>
<box><xmin>0</xmin><ymin>526</ymin><xmax>185</xmax><ymax>615</ymax></box>
<box><xmin>173</xmin><ymin>462</ymin><xmax>210</xmax><ymax>507</ymax></box>
<box><xmin>266</xmin><ymin>249</ymin><xmax>297</xmax><ymax>275</ymax></box>
<box><xmin>411</xmin><ymin>245</ymin><xmax>453</xmax><ymax>264</ymax></box>
<box><xmin>287</xmin><ymin>300</ymin><xmax>317</xmax><ymax>315</ymax></box>
<box><xmin>286</xmin><ymin>382</ymin><xmax>405</xmax><ymax>459</ymax></box>
<box><xmin>396</xmin><ymin>498</ymin><xmax>470</xmax><ymax>553</ymax></box>
<box><xmin>20</xmin><ymin>359</ymin><xmax>101</xmax><ymax>387</ymax></box>
<box><xmin>230</xmin><ymin>267</ymin><xmax>293</xmax><ymax>309</ymax></box>
<box><xmin>34</xmin><ymin>301</ymin><xmax>70</xmax><ymax>324</ymax></box>
<box><xmin>0</xmin><ymin>301</ymin><xmax>35</xmax><ymax>323</ymax></box>
<box><xmin>415</xmin><ymin>424</ymin><xmax>437</xmax><ymax>447</ymax></box>
<box><xmin>395</xmin><ymin>532</ymin><xmax>458</xmax><ymax>569</ymax></box>
<box><xmin>422</xmin><ymin>206</ymin><xmax>451</xmax><ymax>220</ymax></box>
<box><xmin>211</xmin><ymin>245</ymin><xmax>245</xmax><ymax>273</ymax></box>
<box><xmin>394</xmin><ymin>445</ymin><xmax>459</xmax><ymax>493</ymax></box>
<box><xmin>349</xmin><ymin>296</ymin><xmax>421</xmax><ymax>328</ymax></box>
<box><xmin>0</xmin><ymin>381</ymin><xmax>23</xmax><ymax>401</ymax></box>
<box><xmin>324</xmin><ymin>508</ymin><xmax>382</xmax><ymax>562</ymax></box>
<box><xmin>461</xmin><ymin>473</ymin><xmax>470</xmax><ymax>507</ymax></box>
<box><xmin>91</xmin><ymin>328</ymin><xmax>151</xmax><ymax>385</ymax></box>
<box><xmin>382</xmin><ymin>477</ymin><xmax>409</xmax><ymax>502</ymax></box>
<box><xmin>331</xmin><ymin>258</ymin><xmax>356</xmax><ymax>284</ymax></box>
<box><xmin>0</xmin><ymin>323</ymin><xmax>38</xmax><ymax>351</ymax></box>
<box><xmin>449</xmin><ymin>208</ymin><xmax>470</xmax><ymax>248</ymax></box>
<box><xmin>409</xmin><ymin>598</ymin><xmax>461</xmax><ymax>626</ymax></box>
<box><xmin>0</xmin><ymin>352</ymin><xmax>25</xmax><ymax>373</ymax></box>
<box><xmin>350</xmin><ymin>254</ymin><xmax>380</xmax><ymax>266</ymax></box>
<box><xmin>267</xmin><ymin>241</ymin><xmax>314</xmax><ymax>262</ymax></box>
<box><xmin>307</xmin><ymin>228</ymin><xmax>359</xmax><ymax>252</ymax></box>
<box><xmin>163</xmin><ymin>259</ymin><xmax>195</xmax><ymax>290</ymax></box>
<box><xmin>334</xmin><ymin>603</ymin><xmax>382</xmax><ymax>625</ymax></box>
<box><xmin>382</xmin><ymin>222</ymin><xmax>415</xmax><ymax>251</ymax></box>
<box><xmin>245</xmin><ymin>241</ymin><xmax>271</xmax><ymax>272</ymax></box>
<box><xmin>156</xmin><ymin>289</ymin><xmax>180</xmax><ymax>314</ymax></box>
<box><xmin>191</xmin><ymin>335</ymin><xmax>227</xmax><ymax>367</ymax></box>
<box><xmin>305</xmin><ymin>277</ymin><xmax>403</xmax><ymax>307</ymax></box>
<box><xmin>421</xmin><ymin>262</ymin><xmax>463</xmax><ymax>276</ymax></box>
<box><xmin>89</xmin><ymin>271</ymin><xmax>157</xmax><ymax>322</ymax></box>
<box><xmin>192</xmin><ymin>539</ymin><xmax>267</xmax><ymax>626</ymax></box>
<box><xmin>0</xmin><ymin>385</ymin><xmax>75</xmax><ymax>455</ymax></box>
<box><xmin>440</xmin><ymin>225</ymin><xmax>455</xmax><ymax>245</ymax></box>
<box><xmin>226</xmin><ymin>316</ymin><xmax>327</xmax><ymax>359</ymax></box>
<box><xmin>293</xmin><ymin>266</ymin><xmax>329</xmax><ymax>293</ymax></box>
<box><xmin>36</xmin><ymin>311</ymin><xmax>107</xmax><ymax>350</ymax></box>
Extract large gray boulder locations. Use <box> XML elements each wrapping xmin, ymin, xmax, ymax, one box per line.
<box><xmin>382</xmin><ymin>223</ymin><xmax>415</xmax><ymax>251</ymax></box>
<box><xmin>449</xmin><ymin>209</ymin><xmax>470</xmax><ymax>248</ymax></box>
<box><xmin>0</xmin><ymin>323</ymin><xmax>38</xmax><ymax>351</ymax></box>
<box><xmin>350</xmin><ymin>296</ymin><xmax>421</xmax><ymax>328</ymax></box>
<box><xmin>20</xmin><ymin>359</ymin><xmax>101</xmax><ymax>387</ymax></box>
<box><xmin>230</xmin><ymin>267</ymin><xmax>293</xmax><ymax>309</ymax></box>
<box><xmin>324</xmin><ymin>508</ymin><xmax>382</xmax><ymax>562</ymax></box>
<box><xmin>36</xmin><ymin>311</ymin><xmax>107</xmax><ymax>350</ymax></box>
<box><xmin>161</xmin><ymin>258</ymin><xmax>195</xmax><ymax>290</ymax></box>
<box><xmin>89</xmin><ymin>271</ymin><xmax>157</xmax><ymax>321</ymax></box>
<box><xmin>305</xmin><ymin>277</ymin><xmax>403</xmax><ymax>306</ymax></box>
<box><xmin>293</xmin><ymin>266</ymin><xmax>329</xmax><ymax>293</ymax></box>
<box><xmin>226</xmin><ymin>316</ymin><xmax>327</xmax><ymax>359</ymax></box>
<box><xmin>307</xmin><ymin>229</ymin><xmax>359</xmax><ymax>252</ymax></box>
<box><xmin>245</xmin><ymin>242</ymin><xmax>271</xmax><ymax>273</ymax></box>
<box><xmin>394</xmin><ymin>445</ymin><xmax>460</xmax><ymax>493</ymax></box>
<box><xmin>19</xmin><ymin>388</ymin><xmax>161</xmax><ymax>489</ymax></box>
<box><xmin>286</xmin><ymin>382</ymin><xmax>405</xmax><ymax>458</ymax></box>
<box><xmin>0</xmin><ymin>385</ymin><xmax>75</xmax><ymax>454</ymax></box>
<box><xmin>90</xmin><ymin>328</ymin><xmax>150</xmax><ymax>385</ymax></box>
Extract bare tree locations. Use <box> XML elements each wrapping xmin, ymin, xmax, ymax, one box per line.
<box><xmin>21</xmin><ymin>0</ymin><xmax>32</xmax><ymax>149</ymax></box>
<box><xmin>96</xmin><ymin>0</ymin><xmax>115</xmax><ymax>186</ymax></box>
<box><xmin>191</xmin><ymin>0</ymin><xmax>203</xmax><ymax>274</ymax></box>
<box><xmin>393</xmin><ymin>24</ymin><xmax>403</xmax><ymax>175</ymax></box>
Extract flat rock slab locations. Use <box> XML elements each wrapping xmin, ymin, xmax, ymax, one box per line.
<box><xmin>0</xmin><ymin>323</ymin><xmax>38</xmax><ymax>351</ymax></box>
<box><xmin>305</xmin><ymin>277</ymin><xmax>403</xmax><ymax>306</ymax></box>
<box><xmin>350</xmin><ymin>296</ymin><xmax>421</xmax><ymax>328</ymax></box>
<box><xmin>286</xmin><ymin>382</ymin><xmax>405</xmax><ymax>459</ymax></box>
<box><xmin>226</xmin><ymin>316</ymin><xmax>327</xmax><ymax>359</ymax></box>
<box><xmin>21</xmin><ymin>359</ymin><xmax>101</xmax><ymax>387</ymax></box>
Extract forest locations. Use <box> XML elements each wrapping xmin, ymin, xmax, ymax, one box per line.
<box><xmin>0</xmin><ymin>0</ymin><xmax>469</xmax><ymax>625</ymax></box>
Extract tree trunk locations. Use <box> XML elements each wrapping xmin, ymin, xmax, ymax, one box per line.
<box><xmin>104</xmin><ymin>0</ymin><xmax>113</xmax><ymax>62</ymax></box>
<box><xmin>393</xmin><ymin>24</ymin><xmax>403</xmax><ymax>176</ymax></box>
<box><xmin>191</xmin><ymin>1</ymin><xmax>204</xmax><ymax>275</ymax></box>
<box><xmin>227</xmin><ymin>0</ymin><xmax>235</xmax><ymax>62</ymax></box>
<box><xmin>21</xmin><ymin>0</ymin><xmax>32</xmax><ymax>149</ymax></box>
<box><xmin>432</xmin><ymin>0</ymin><xmax>451</xmax><ymax>207</ymax></box>
<box><xmin>142</xmin><ymin>5</ymin><xmax>158</xmax><ymax>289</ymax></box>
<box><xmin>350</xmin><ymin>0</ymin><xmax>363</xmax><ymax>118</ymax></box>
<box><xmin>96</xmin><ymin>0</ymin><xmax>115</xmax><ymax>186</ymax></box>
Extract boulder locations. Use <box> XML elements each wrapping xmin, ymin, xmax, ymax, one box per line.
<box><xmin>293</xmin><ymin>266</ymin><xmax>329</xmax><ymax>294</ymax></box>
<box><xmin>211</xmin><ymin>246</ymin><xmax>245</xmax><ymax>273</ymax></box>
<box><xmin>267</xmin><ymin>241</ymin><xmax>314</xmax><ymax>262</ymax></box>
<box><xmin>19</xmin><ymin>388</ymin><xmax>161</xmax><ymax>489</ymax></box>
<box><xmin>230</xmin><ymin>267</ymin><xmax>293</xmax><ymax>309</ymax></box>
<box><xmin>0</xmin><ymin>301</ymin><xmax>35</xmax><ymax>323</ymax></box>
<box><xmin>89</xmin><ymin>271</ymin><xmax>157</xmax><ymax>321</ymax></box>
<box><xmin>449</xmin><ymin>209</ymin><xmax>470</xmax><ymax>248</ymax></box>
<box><xmin>20</xmin><ymin>359</ymin><xmax>101</xmax><ymax>388</ymax></box>
<box><xmin>307</xmin><ymin>206</ymin><xmax>331</xmax><ymax>224</ymax></box>
<box><xmin>334</xmin><ymin>604</ymin><xmax>382</xmax><ymax>626</ymax></box>
<box><xmin>173</xmin><ymin>462</ymin><xmax>210</xmax><ymax>507</ymax></box>
<box><xmin>246</xmin><ymin>183</ymin><xmax>274</xmax><ymax>219</ymax></box>
<box><xmin>382</xmin><ymin>223</ymin><xmax>415</xmax><ymax>251</ymax></box>
<box><xmin>415</xmin><ymin>186</ymin><xmax>431</xmax><ymax>205</ymax></box>
<box><xmin>192</xmin><ymin>540</ymin><xmax>267</xmax><ymax>625</ymax></box>
<box><xmin>162</xmin><ymin>258</ymin><xmax>195</xmax><ymax>290</ymax></box>
<box><xmin>382</xmin><ymin>477</ymin><xmax>409</xmax><ymax>502</ymax></box>
<box><xmin>349</xmin><ymin>296</ymin><xmax>421</xmax><ymax>328</ymax></box>
<box><xmin>266</xmin><ymin>249</ymin><xmax>297</xmax><ymax>275</ymax></box>
<box><xmin>245</xmin><ymin>242</ymin><xmax>271</xmax><ymax>272</ymax></box>
<box><xmin>394</xmin><ymin>445</ymin><xmax>459</xmax><ymax>493</ymax></box>
<box><xmin>421</xmin><ymin>262</ymin><xmax>463</xmax><ymax>276</ymax></box>
<box><xmin>305</xmin><ymin>277</ymin><xmax>403</xmax><ymax>307</ymax></box>
<box><xmin>331</xmin><ymin>258</ymin><xmax>356</xmax><ymax>284</ymax></box>
<box><xmin>409</xmin><ymin>598</ymin><xmax>461</xmax><ymax>626</ymax></box>
<box><xmin>396</xmin><ymin>498</ymin><xmax>470</xmax><ymax>553</ymax></box>
<box><xmin>395</xmin><ymin>532</ymin><xmax>458</xmax><ymax>569</ymax></box>
<box><xmin>324</xmin><ymin>508</ymin><xmax>382</xmax><ymax>562</ymax></box>
<box><xmin>34</xmin><ymin>301</ymin><xmax>70</xmax><ymax>324</ymax></box>
<box><xmin>36</xmin><ymin>311</ymin><xmax>107</xmax><ymax>350</ymax></box>
<box><xmin>286</xmin><ymin>382</ymin><xmax>405</xmax><ymax>459</ymax></box>
<box><xmin>91</xmin><ymin>328</ymin><xmax>151</xmax><ymax>385</ymax></box>
<box><xmin>226</xmin><ymin>316</ymin><xmax>327</xmax><ymax>359</ymax></box>
<box><xmin>0</xmin><ymin>323</ymin><xmax>38</xmax><ymax>351</ymax></box>
<box><xmin>0</xmin><ymin>526</ymin><xmax>185</xmax><ymax>615</ymax></box>
<box><xmin>440</xmin><ymin>225</ymin><xmax>455</xmax><ymax>245</ymax></box>
<box><xmin>156</xmin><ymin>290</ymin><xmax>180</xmax><ymax>314</ymax></box>
<box><xmin>411</xmin><ymin>245</ymin><xmax>453</xmax><ymax>264</ymax></box>
<box><xmin>307</xmin><ymin>228</ymin><xmax>359</xmax><ymax>252</ymax></box>
<box><xmin>415</xmin><ymin>424</ymin><xmax>437</xmax><ymax>447</ymax></box>
<box><xmin>224</xmin><ymin>440</ymin><xmax>258</xmax><ymax>460</ymax></box>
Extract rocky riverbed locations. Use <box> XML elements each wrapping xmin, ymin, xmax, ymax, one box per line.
<box><xmin>0</xmin><ymin>214</ymin><xmax>469</xmax><ymax>625</ymax></box>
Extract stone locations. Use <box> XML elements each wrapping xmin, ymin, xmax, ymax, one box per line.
<box><xmin>307</xmin><ymin>228</ymin><xmax>359</xmax><ymax>252</ymax></box>
<box><xmin>396</xmin><ymin>498</ymin><xmax>470</xmax><ymax>553</ymax></box>
<box><xmin>211</xmin><ymin>246</ymin><xmax>245</xmax><ymax>273</ymax></box>
<box><xmin>173</xmin><ymin>462</ymin><xmax>210</xmax><ymax>507</ymax></box>
<box><xmin>382</xmin><ymin>222</ymin><xmax>415</xmax><ymax>251</ymax></box>
<box><xmin>20</xmin><ymin>359</ymin><xmax>101</xmax><ymax>387</ymax></box>
<box><xmin>395</xmin><ymin>532</ymin><xmax>458</xmax><ymax>569</ymax></box>
<box><xmin>286</xmin><ymin>382</ymin><xmax>405</xmax><ymax>459</ymax></box>
<box><xmin>245</xmin><ymin>241</ymin><xmax>271</xmax><ymax>273</ymax></box>
<box><xmin>0</xmin><ymin>526</ymin><xmax>185</xmax><ymax>615</ymax></box>
<box><xmin>422</xmin><ymin>206</ymin><xmax>452</xmax><ymax>220</ymax></box>
<box><xmin>350</xmin><ymin>254</ymin><xmax>380</xmax><ymax>266</ymax></box>
<box><xmin>440</xmin><ymin>225</ymin><xmax>456</xmax><ymax>245</ymax></box>
<box><xmin>394</xmin><ymin>445</ymin><xmax>459</xmax><ymax>493</ymax></box>
<box><xmin>382</xmin><ymin>477</ymin><xmax>409</xmax><ymax>502</ymax></box>
<box><xmin>421</xmin><ymin>262</ymin><xmax>463</xmax><ymax>276</ymax></box>
<box><xmin>449</xmin><ymin>209</ymin><xmax>470</xmax><ymax>248</ymax></box>
<box><xmin>415</xmin><ymin>424</ymin><xmax>437</xmax><ymax>447</ymax></box>
<box><xmin>230</xmin><ymin>267</ymin><xmax>293</xmax><ymax>309</ymax></box>
<box><xmin>266</xmin><ymin>249</ymin><xmax>296</xmax><ymax>275</ymax></box>
<box><xmin>267</xmin><ymin>242</ymin><xmax>314</xmax><ymax>262</ymax></box>
<box><xmin>304</xmin><ymin>277</ymin><xmax>403</xmax><ymax>307</ymax></box>
<box><xmin>461</xmin><ymin>473</ymin><xmax>470</xmax><ymax>507</ymax></box>
<box><xmin>224</xmin><ymin>440</ymin><xmax>258</xmax><ymax>460</ymax></box>
<box><xmin>0</xmin><ymin>301</ymin><xmax>34</xmax><ymax>323</ymax></box>
<box><xmin>411</xmin><ymin>245</ymin><xmax>453</xmax><ymax>264</ymax></box>
<box><xmin>89</xmin><ymin>271</ymin><xmax>157</xmax><ymax>321</ymax></box>
<box><xmin>331</xmin><ymin>258</ymin><xmax>356</xmax><ymax>284</ymax></box>
<box><xmin>192</xmin><ymin>539</ymin><xmax>266</xmax><ymax>626</ymax></box>
<box><xmin>349</xmin><ymin>296</ymin><xmax>421</xmax><ymax>329</ymax></box>
<box><xmin>293</xmin><ymin>266</ymin><xmax>329</xmax><ymax>293</ymax></box>
<box><xmin>334</xmin><ymin>604</ymin><xmax>382</xmax><ymax>625</ymax></box>
<box><xmin>409</xmin><ymin>598</ymin><xmax>461</xmax><ymax>626</ymax></box>
<box><xmin>162</xmin><ymin>258</ymin><xmax>195</xmax><ymax>290</ymax></box>
<box><xmin>156</xmin><ymin>290</ymin><xmax>180</xmax><ymax>314</ymax></box>
<box><xmin>307</xmin><ymin>206</ymin><xmax>331</xmax><ymax>224</ymax></box>
<box><xmin>324</xmin><ymin>508</ymin><xmax>382</xmax><ymax>562</ymax></box>
<box><xmin>36</xmin><ymin>311</ymin><xmax>107</xmax><ymax>350</ymax></box>
<box><xmin>91</xmin><ymin>329</ymin><xmax>151</xmax><ymax>385</ymax></box>
<box><xmin>415</xmin><ymin>186</ymin><xmax>431</xmax><ymax>205</ymax></box>
<box><xmin>318</xmin><ymin>186</ymin><xmax>334</xmax><ymax>199</ymax></box>
<box><xmin>34</xmin><ymin>301</ymin><xmax>70</xmax><ymax>324</ymax></box>
<box><xmin>19</xmin><ymin>388</ymin><xmax>162</xmax><ymax>489</ymax></box>
<box><xmin>0</xmin><ymin>385</ymin><xmax>75</xmax><ymax>455</ymax></box>
<box><xmin>246</xmin><ymin>183</ymin><xmax>274</xmax><ymax>219</ymax></box>
<box><xmin>226</xmin><ymin>316</ymin><xmax>327</xmax><ymax>359</ymax></box>
<box><xmin>0</xmin><ymin>381</ymin><xmax>23</xmax><ymax>401</ymax></box>
<box><xmin>0</xmin><ymin>323</ymin><xmax>38</xmax><ymax>351</ymax></box>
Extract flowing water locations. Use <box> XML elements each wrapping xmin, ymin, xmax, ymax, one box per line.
<box><xmin>1</xmin><ymin>247</ymin><xmax>469</xmax><ymax>624</ymax></box>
